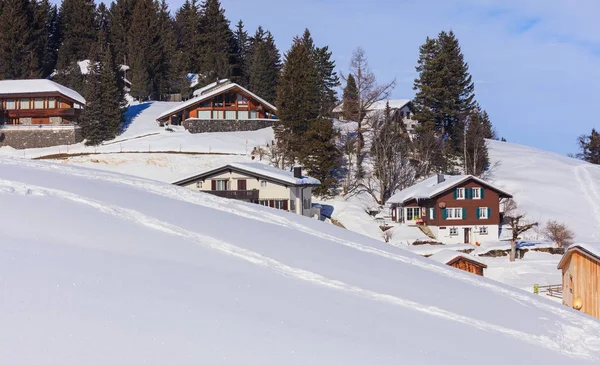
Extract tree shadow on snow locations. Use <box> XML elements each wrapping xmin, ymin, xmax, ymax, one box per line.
<box><xmin>119</xmin><ymin>102</ymin><xmax>153</xmax><ymax>135</ymax></box>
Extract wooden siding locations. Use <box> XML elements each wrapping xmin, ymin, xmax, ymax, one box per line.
<box><xmin>0</xmin><ymin>94</ymin><xmax>81</xmax><ymax>124</ymax></box>
<box><xmin>448</xmin><ymin>258</ymin><xmax>485</xmax><ymax>276</ymax></box>
<box><xmin>561</xmin><ymin>251</ymin><xmax>600</xmax><ymax>319</ymax></box>
<box><xmin>422</xmin><ymin>180</ymin><xmax>501</xmax><ymax>227</ymax></box>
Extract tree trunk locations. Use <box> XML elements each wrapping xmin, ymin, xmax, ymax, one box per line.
<box><xmin>510</xmin><ymin>239</ymin><xmax>516</xmax><ymax>262</ymax></box>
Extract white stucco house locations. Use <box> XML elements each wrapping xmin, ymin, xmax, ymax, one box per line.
<box><xmin>172</xmin><ymin>163</ymin><xmax>321</xmax><ymax>217</ymax></box>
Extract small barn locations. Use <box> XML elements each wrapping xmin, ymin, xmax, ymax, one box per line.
<box><xmin>557</xmin><ymin>244</ymin><xmax>600</xmax><ymax>319</ymax></box>
<box><xmin>429</xmin><ymin>250</ymin><xmax>487</xmax><ymax>276</ymax></box>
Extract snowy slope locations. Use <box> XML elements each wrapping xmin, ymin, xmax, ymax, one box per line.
<box><xmin>1</xmin><ymin>157</ymin><xmax>600</xmax><ymax>364</ymax></box>
<box><xmin>487</xmin><ymin>139</ymin><xmax>600</xmax><ymax>242</ymax></box>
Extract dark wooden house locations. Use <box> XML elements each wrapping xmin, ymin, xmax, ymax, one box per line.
<box><xmin>429</xmin><ymin>250</ymin><xmax>487</xmax><ymax>276</ymax></box>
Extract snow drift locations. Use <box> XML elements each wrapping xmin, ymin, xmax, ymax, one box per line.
<box><xmin>1</xmin><ymin>157</ymin><xmax>599</xmax><ymax>364</ymax></box>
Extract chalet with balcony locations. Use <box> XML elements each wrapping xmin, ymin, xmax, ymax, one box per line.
<box><xmin>0</xmin><ymin>79</ymin><xmax>86</xmax><ymax>149</ymax></box>
<box><xmin>558</xmin><ymin>244</ymin><xmax>600</xmax><ymax>319</ymax></box>
<box><xmin>387</xmin><ymin>174</ymin><xmax>512</xmax><ymax>244</ymax></box>
<box><xmin>156</xmin><ymin>80</ymin><xmax>277</xmax><ymax>133</ymax></box>
<box><xmin>172</xmin><ymin>163</ymin><xmax>321</xmax><ymax>217</ymax></box>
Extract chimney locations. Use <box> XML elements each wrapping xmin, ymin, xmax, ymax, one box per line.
<box><xmin>437</xmin><ymin>173</ymin><xmax>445</xmax><ymax>184</ymax></box>
<box><xmin>293</xmin><ymin>166</ymin><xmax>302</xmax><ymax>179</ymax></box>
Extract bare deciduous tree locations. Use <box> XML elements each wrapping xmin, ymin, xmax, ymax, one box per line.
<box><xmin>343</xmin><ymin>47</ymin><xmax>396</xmax><ymax>176</ymax></box>
<box><xmin>543</xmin><ymin>220</ymin><xmax>575</xmax><ymax>248</ymax></box>
<box><xmin>503</xmin><ymin>199</ymin><xmax>538</xmax><ymax>262</ymax></box>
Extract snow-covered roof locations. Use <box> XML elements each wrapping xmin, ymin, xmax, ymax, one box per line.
<box><xmin>0</xmin><ymin>79</ymin><xmax>85</xmax><ymax>105</ymax></box>
<box><xmin>157</xmin><ymin>82</ymin><xmax>277</xmax><ymax>121</ymax></box>
<box><xmin>332</xmin><ymin>99</ymin><xmax>411</xmax><ymax>113</ymax></box>
<box><xmin>172</xmin><ymin>162</ymin><xmax>320</xmax><ymax>186</ymax></box>
<box><xmin>429</xmin><ymin>249</ymin><xmax>487</xmax><ymax>267</ymax></box>
<box><xmin>387</xmin><ymin>174</ymin><xmax>512</xmax><ymax>205</ymax></box>
<box><xmin>558</xmin><ymin>243</ymin><xmax>600</xmax><ymax>269</ymax></box>
<box><xmin>192</xmin><ymin>79</ymin><xmax>230</xmax><ymax>97</ymax></box>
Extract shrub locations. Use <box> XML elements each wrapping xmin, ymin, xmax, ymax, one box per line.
<box><xmin>543</xmin><ymin>220</ymin><xmax>575</xmax><ymax>248</ymax></box>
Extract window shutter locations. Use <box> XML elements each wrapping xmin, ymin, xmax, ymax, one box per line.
<box><xmin>462</xmin><ymin>208</ymin><xmax>466</xmax><ymax>219</ymax></box>
<box><xmin>269</xmin><ymin>200</ymin><xmax>275</xmax><ymax>208</ymax></box>
<box><xmin>432</xmin><ymin>208</ymin><xmax>435</xmax><ymax>219</ymax></box>
<box><xmin>488</xmin><ymin>207</ymin><xmax>492</xmax><ymax>219</ymax></box>
<box><xmin>211</xmin><ymin>180</ymin><xmax>216</xmax><ymax>190</ymax></box>
<box><xmin>476</xmin><ymin>208</ymin><xmax>480</xmax><ymax>219</ymax></box>
<box><xmin>442</xmin><ymin>208</ymin><xmax>447</xmax><ymax>220</ymax></box>
<box><xmin>453</xmin><ymin>189</ymin><xmax>457</xmax><ymax>199</ymax></box>
<box><xmin>466</xmin><ymin>188</ymin><xmax>471</xmax><ymax>199</ymax></box>
<box><xmin>283</xmin><ymin>200</ymin><xmax>289</xmax><ymax>211</ymax></box>
<box><xmin>481</xmin><ymin>188</ymin><xmax>485</xmax><ymax>199</ymax></box>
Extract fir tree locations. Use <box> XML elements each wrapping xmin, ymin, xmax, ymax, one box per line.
<box><xmin>341</xmin><ymin>74</ymin><xmax>359</xmax><ymax>122</ymax></box>
<box><xmin>197</xmin><ymin>0</ymin><xmax>236</xmax><ymax>82</ymax></box>
<box><xmin>99</xmin><ymin>43</ymin><xmax>125</xmax><ymax>138</ymax></box>
<box><xmin>275</xmin><ymin>37</ymin><xmax>319</xmax><ymax>162</ymax></box>
<box><xmin>78</xmin><ymin>47</ymin><xmax>104</xmax><ymax>145</ymax></box>
<box><xmin>40</xmin><ymin>0</ymin><xmax>60</xmax><ymax>77</ymax></box>
<box><xmin>57</xmin><ymin>0</ymin><xmax>97</xmax><ymax>69</ymax></box>
<box><xmin>246</xmin><ymin>28</ymin><xmax>280</xmax><ymax>103</ymax></box>
<box><xmin>463</xmin><ymin>108</ymin><xmax>490</xmax><ymax>176</ymax></box>
<box><xmin>96</xmin><ymin>2</ymin><xmax>111</xmax><ymax>43</ymax></box>
<box><xmin>0</xmin><ymin>0</ymin><xmax>34</xmax><ymax>79</ymax></box>
<box><xmin>577</xmin><ymin>129</ymin><xmax>600</xmax><ymax>164</ymax></box>
<box><xmin>128</xmin><ymin>0</ymin><xmax>161</xmax><ymax>100</ymax></box>
<box><xmin>233</xmin><ymin>20</ymin><xmax>249</xmax><ymax>85</ymax></box>
<box><xmin>29</xmin><ymin>0</ymin><xmax>58</xmax><ymax>78</ymax></box>
<box><xmin>174</xmin><ymin>0</ymin><xmax>201</xmax><ymax>73</ymax></box>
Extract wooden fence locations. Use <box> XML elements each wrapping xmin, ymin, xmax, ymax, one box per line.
<box><xmin>534</xmin><ymin>284</ymin><xmax>563</xmax><ymax>299</ymax></box>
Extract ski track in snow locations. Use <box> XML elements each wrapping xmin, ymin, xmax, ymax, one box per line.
<box><xmin>0</xmin><ymin>177</ymin><xmax>598</xmax><ymax>360</ymax></box>
<box><xmin>574</xmin><ymin>164</ymin><xmax>600</xmax><ymax>241</ymax></box>
<box><xmin>3</xmin><ymin>157</ymin><xmax>600</xmax><ymax>354</ymax></box>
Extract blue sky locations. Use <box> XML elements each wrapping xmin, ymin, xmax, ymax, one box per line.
<box><xmin>101</xmin><ymin>0</ymin><xmax>600</xmax><ymax>154</ymax></box>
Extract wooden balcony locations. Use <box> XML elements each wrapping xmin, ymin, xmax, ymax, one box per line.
<box><xmin>205</xmin><ymin>189</ymin><xmax>259</xmax><ymax>201</ymax></box>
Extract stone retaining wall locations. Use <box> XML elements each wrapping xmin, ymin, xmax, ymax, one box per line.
<box><xmin>0</xmin><ymin>127</ymin><xmax>83</xmax><ymax>149</ymax></box>
<box><xmin>182</xmin><ymin>119</ymin><xmax>274</xmax><ymax>133</ymax></box>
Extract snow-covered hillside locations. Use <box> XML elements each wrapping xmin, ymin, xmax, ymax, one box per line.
<box><xmin>487</xmin><ymin>139</ymin><xmax>600</xmax><ymax>242</ymax></box>
<box><xmin>1</xmin><ymin>157</ymin><xmax>599</xmax><ymax>364</ymax></box>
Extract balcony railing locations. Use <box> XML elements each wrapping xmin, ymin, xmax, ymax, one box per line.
<box><xmin>205</xmin><ymin>189</ymin><xmax>259</xmax><ymax>201</ymax></box>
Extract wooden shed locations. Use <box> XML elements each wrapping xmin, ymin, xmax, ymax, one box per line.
<box><xmin>428</xmin><ymin>250</ymin><xmax>487</xmax><ymax>276</ymax></box>
<box><xmin>557</xmin><ymin>244</ymin><xmax>600</xmax><ymax>319</ymax></box>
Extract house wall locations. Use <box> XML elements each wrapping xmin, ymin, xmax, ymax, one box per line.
<box><xmin>429</xmin><ymin>225</ymin><xmax>498</xmax><ymax>244</ymax></box>
<box><xmin>562</xmin><ymin>251</ymin><xmax>600</xmax><ymax>319</ymax></box>
<box><xmin>0</xmin><ymin>126</ymin><xmax>82</xmax><ymax>149</ymax></box>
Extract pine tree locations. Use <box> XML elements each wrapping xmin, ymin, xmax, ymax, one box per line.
<box><xmin>78</xmin><ymin>47</ymin><xmax>104</xmax><ymax>145</ymax></box>
<box><xmin>128</xmin><ymin>0</ymin><xmax>161</xmax><ymax>100</ymax></box>
<box><xmin>275</xmin><ymin>37</ymin><xmax>319</xmax><ymax>163</ymax></box>
<box><xmin>464</xmin><ymin>108</ymin><xmax>490</xmax><ymax>176</ymax></box>
<box><xmin>40</xmin><ymin>0</ymin><xmax>60</xmax><ymax>77</ymax></box>
<box><xmin>197</xmin><ymin>0</ymin><xmax>236</xmax><ymax>82</ymax></box>
<box><xmin>174</xmin><ymin>0</ymin><xmax>201</xmax><ymax>73</ymax></box>
<box><xmin>56</xmin><ymin>0</ymin><xmax>97</xmax><ymax>69</ymax></box>
<box><xmin>301</xmin><ymin>118</ymin><xmax>342</xmax><ymax>197</ymax></box>
<box><xmin>96</xmin><ymin>2</ymin><xmax>110</xmax><ymax>43</ymax></box>
<box><xmin>109</xmin><ymin>0</ymin><xmax>137</xmax><ymax>66</ymax></box>
<box><xmin>0</xmin><ymin>0</ymin><xmax>34</xmax><ymax>79</ymax></box>
<box><xmin>28</xmin><ymin>0</ymin><xmax>58</xmax><ymax>78</ymax></box>
<box><xmin>232</xmin><ymin>20</ymin><xmax>249</xmax><ymax>85</ymax></box>
<box><xmin>341</xmin><ymin>74</ymin><xmax>359</xmax><ymax>121</ymax></box>
<box><xmin>577</xmin><ymin>129</ymin><xmax>600</xmax><ymax>164</ymax></box>
<box><xmin>99</xmin><ymin>43</ymin><xmax>125</xmax><ymax>138</ymax></box>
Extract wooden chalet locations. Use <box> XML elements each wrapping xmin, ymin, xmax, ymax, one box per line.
<box><xmin>429</xmin><ymin>250</ymin><xmax>487</xmax><ymax>276</ymax></box>
<box><xmin>0</xmin><ymin>79</ymin><xmax>85</xmax><ymax>126</ymax></box>
<box><xmin>387</xmin><ymin>174</ymin><xmax>512</xmax><ymax>244</ymax></box>
<box><xmin>156</xmin><ymin>80</ymin><xmax>277</xmax><ymax>126</ymax></box>
<box><xmin>557</xmin><ymin>244</ymin><xmax>600</xmax><ymax>319</ymax></box>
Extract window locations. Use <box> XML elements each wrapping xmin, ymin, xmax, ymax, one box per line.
<box><xmin>198</xmin><ymin>110</ymin><xmax>211</xmax><ymax>119</ymax></box>
<box><xmin>478</xmin><ymin>207</ymin><xmax>489</xmax><ymax>219</ymax></box>
<box><xmin>405</xmin><ymin>111</ymin><xmax>411</xmax><ymax>119</ymax></box>
<box><xmin>274</xmin><ymin>200</ymin><xmax>285</xmax><ymax>209</ymax></box>
<box><xmin>446</xmin><ymin>208</ymin><xmax>463</xmax><ymax>220</ymax></box>
<box><xmin>259</xmin><ymin>200</ymin><xmax>269</xmax><ymax>206</ymax></box>
<box><xmin>237</xmin><ymin>94</ymin><xmax>248</xmax><ymax>105</ymax></box>
<box><xmin>290</xmin><ymin>199</ymin><xmax>296</xmax><ymax>212</ymax></box>
<box><xmin>195</xmin><ymin>181</ymin><xmax>203</xmax><ymax>189</ymax></box>
<box><xmin>455</xmin><ymin>188</ymin><xmax>465</xmax><ymax>200</ymax></box>
<box><xmin>215</xmin><ymin>180</ymin><xmax>227</xmax><ymax>191</ymax></box>
<box><xmin>34</xmin><ymin>98</ymin><xmax>44</xmax><ymax>109</ymax></box>
<box><xmin>20</xmin><ymin>98</ymin><xmax>30</xmax><ymax>109</ymax></box>
<box><xmin>449</xmin><ymin>227</ymin><xmax>458</xmax><ymax>236</ymax></box>
<box><xmin>472</xmin><ymin>188</ymin><xmax>483</xmax><ymax>199</ymax></box>
<box><xmin>47</xmin><ymin>98</ymin><xmax>56</xmax><ymax>109</ymax></box>
<box><xmin>429</xmin><ymin>208</ymin><xmax>435</xmax><ymax>220</ymax></box>
<box><xmin>479</xmin><ymin>226</ymin><xmax>488</xmax><ymax>235</ymax></box>
<box><xmin>406</xmin><ymin>207</ymin><xmax>420</xmax><ymax>221</ymax></box>
<box><xmin>5</xmin><ymin>99</ymin><xmax>15</xmax><ymax>110</ymax></box>
<box><xmin>225</xmin><ymin>110</ymin><xmax>236</xmax><ymax>120</ymax></box>
<box><xmin>249</xmin><ymin>111</ymin><xmax>258</xmax><ymax>119</ymax></box>
<box><xmin>260</xmin><ymin>180</ymin><xmax>267</xmax><ymax>188</ymax></box>
<box><xmin>214</xmin><ymin>111</ymin><xmax>224</xmax><ymax>119</ymax></box>
<box><xmin>238</xmin><ymin>110</ymin><xmax>249</xmax><ymax>119</ymax></box>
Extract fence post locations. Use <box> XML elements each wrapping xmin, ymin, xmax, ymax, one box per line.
<box><xmin>533</xmin><ymin>284</ymin><xmax>539</xmax><ymax>294</ymax></box>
